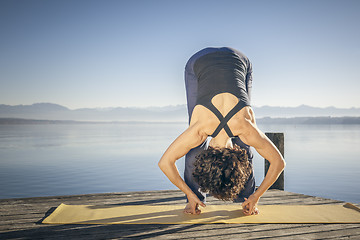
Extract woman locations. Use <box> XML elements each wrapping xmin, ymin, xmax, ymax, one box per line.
<box><xmin>158</xmin><ymin>47</ymin><xmax>285</xmax><ymax>215</ymax></box>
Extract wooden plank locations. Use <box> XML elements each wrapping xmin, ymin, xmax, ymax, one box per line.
<box><xmin>0</xmin><ymin>190</ymin><xmax>359</xmax><ymax>240</ymax></box>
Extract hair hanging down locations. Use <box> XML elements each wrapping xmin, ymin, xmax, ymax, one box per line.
<box><xmin>192</xmin><ymin>145</ymin><xmax>252</xmax><ymax>201</ymax></box>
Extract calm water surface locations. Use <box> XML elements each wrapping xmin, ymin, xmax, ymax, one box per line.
<box><xmin>0</xmin><ymin>123</ymin><xmax>359</xmax><ymax>203</ymax></box>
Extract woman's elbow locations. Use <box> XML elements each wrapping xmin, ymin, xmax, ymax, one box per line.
<box><xmin>158</xmin><ymin>159</ymin><xmax>165</xmax><ymax>170</ymax></box>
<box><xmin>271</xmin><ymin>155</ymin><xmax>285</xmax><ymax>172</ymax></box>
<box><xmin>279</xmin><ymin>158</ymin><xmax>286</xmax><ymax>171</ymax></box>
<box><xmin>158</xmin><ymin>158</ymin><xmax>170</xmax><ymax>172</ymax></box>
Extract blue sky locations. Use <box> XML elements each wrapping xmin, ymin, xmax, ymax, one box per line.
<box><xmin>1</xmin><ymin>0</ymin><xmax>359</xmax><ymax>109</ymax></box>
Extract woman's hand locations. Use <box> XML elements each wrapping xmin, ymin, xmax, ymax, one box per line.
<box><xmin>184</xmin><ymin>194</ymin><xmax>206</xmax><ymax>215</ymax></box>
<box><xmin>242</xmin><ymin>194</ymin><xmax>260</xmax><ymax>215</ymax></box>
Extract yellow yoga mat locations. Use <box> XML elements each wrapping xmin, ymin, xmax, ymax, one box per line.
<box><xmin>42</xmin><ymin>203</ymin><xmax>360</xmax><ymax>224</ymax></box>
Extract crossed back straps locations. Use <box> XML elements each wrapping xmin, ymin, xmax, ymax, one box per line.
<box><xmin>203</xmin><ymin>100</ymin><xmax>246</xmax><ymax>138</ymax></box>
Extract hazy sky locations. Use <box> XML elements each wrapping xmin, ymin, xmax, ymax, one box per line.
<box><xmin>1</xmin><ymin>0</ymin><xmax>359</xmax><ymax>109</ymax></box>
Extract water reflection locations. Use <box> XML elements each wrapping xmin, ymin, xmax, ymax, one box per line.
<box><xmin>0</xmin><ymin>123</ymin><xmax>359</xmax><ymax>203</ymax></box>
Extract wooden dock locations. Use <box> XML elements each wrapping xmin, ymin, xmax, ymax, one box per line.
<box><xmin>0</xmin><ymin>189</ymin><xmax>359</xmax><ymax>239</ymax></box>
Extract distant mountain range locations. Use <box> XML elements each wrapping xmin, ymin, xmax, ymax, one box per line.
<box><xmin>0</xmin><ymin>103</ymin><xmax>187</xmax><ymax>122</ymax></box>
<box><xmin>0</xmin><ymin>103</ymin><xmax>360</xmax><ymax>122</ymax></box>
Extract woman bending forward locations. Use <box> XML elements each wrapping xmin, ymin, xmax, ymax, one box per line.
<box><xmin>158</xmin><ymin>47</ymin><xmax>285</xmax><ymax>215</ymax></box>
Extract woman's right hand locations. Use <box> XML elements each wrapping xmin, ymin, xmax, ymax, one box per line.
<box><xmin>242</xmin><ymin>195</ymin><xmax>260</xmax><ymax>215</ymax></box>
<box><xmin>184</xmin><ymin>194</ymin><xmax>206</xmax><ymax>215</ymax></box>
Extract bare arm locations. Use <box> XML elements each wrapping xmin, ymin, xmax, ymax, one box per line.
<box><xmin>239</xmin><ymin>115</ymin><xmax>286</xmax><ymax>214</ymax></box>
<box><xmin>158</xmin><ymin>122</ymin><xmax>207</xmax><ymax>206</ymax></box>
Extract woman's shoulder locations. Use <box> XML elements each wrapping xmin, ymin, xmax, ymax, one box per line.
<box><xmin>229</xmin><ymin>106</ymin><xmax>258</xmax><ymax>136</ymax></box>
<box><xmin>232</xmin><ymin>106</ymin><xmax>255</xmax><ymax>122</ymax></box>
<box><xmin>190</xmin><ymin>105</ymin><xmax>219</xmax><ymax>135</ymax></box>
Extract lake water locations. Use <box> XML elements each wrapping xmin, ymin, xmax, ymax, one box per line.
<box><xmin>0</xmin><ymin>123</ymin><xmax>359</xmax><ymax>204</ymax></box>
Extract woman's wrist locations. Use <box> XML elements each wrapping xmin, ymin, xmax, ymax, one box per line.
<box><xmin>186</xmin><ymin>191</ymin><xmax>198</xmax><ymax>200</ymax></box>
<box><xmin>252</xmin><ymin>190</ymin><xmax>262</xmax><ymax>200</ymax></box>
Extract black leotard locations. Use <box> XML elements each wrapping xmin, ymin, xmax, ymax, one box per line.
<box><xmin>193</xmin><ymin>50</ymin><xmax>251</xmax><ymax>138</ymax></box>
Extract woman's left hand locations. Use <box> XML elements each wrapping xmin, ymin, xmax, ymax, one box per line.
<box><xmin>242</xmin><ymin>194</ymin><xmax>260</xmax><ymax>215</ymax></box>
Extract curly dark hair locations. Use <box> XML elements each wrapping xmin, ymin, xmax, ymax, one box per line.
<box><xmin>192</xmin><ymin>145</ymin><xmax>252</xmax><ymax>201</ymax></box>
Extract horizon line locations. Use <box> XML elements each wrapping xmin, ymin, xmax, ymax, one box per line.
<box><xmin>1</xmin><ymin>102</ymin><xmax>360</xmax><ymax>110</ymax></box>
